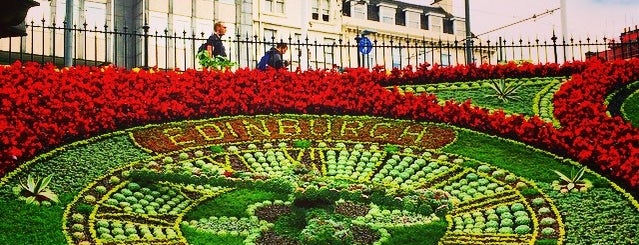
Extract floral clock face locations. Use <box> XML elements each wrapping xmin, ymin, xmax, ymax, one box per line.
<box><xmin>60</xmin><ymin>115</ymin><xmax>563</xmax><ymax>245</ymax></box>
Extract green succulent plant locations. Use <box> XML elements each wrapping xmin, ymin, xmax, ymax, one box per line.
<box><xmin>485</xmin><ymin>79</ymin><xmax>523</xmax><ymax>103</ymax></box>
<box><xmin>14</xmin><ymin>174</ymin><xmax>59</xmax><ymax>205</ymax></box>
<box><xmin>552</xmin><ymin>166</ymin><xmax>592</xmax><ymax>192</ymax></box>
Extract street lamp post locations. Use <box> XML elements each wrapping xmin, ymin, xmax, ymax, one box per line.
<box><xmin>64</xmin><ymin>0</ymin><xmax>74</xmax><ymax>67</ymax></box>
<box><xmin>560</xmin><ymin>0</ymin><xmax>567</xmax><ymax>40</ymax></box>
<box><xmin>464</xmin><ymin>0</ymin><xmax>472</xmax><ymax>65</ymax></box>
<box><xmin>301</xmin><ymin>0</ymin><xmax>309</xmax><ymax>70</ymax></box>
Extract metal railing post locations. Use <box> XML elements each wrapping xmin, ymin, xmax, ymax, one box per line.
<box><xmin>143</xmin><ymin>21</ymin><xmax>150</xmax><ymax>68</ymax></box>
<box><xmin>355</xmin><ymin>34</ymin><xmax>361</xmax><ymax>67</ymax></box>
<box><xmin>551</xmin><ymin>32</ymin><xmax>558</xmax><ymax>64</ymax></box>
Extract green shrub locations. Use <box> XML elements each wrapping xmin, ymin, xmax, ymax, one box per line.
<box><xmin>500</xmin><ymin>219</ymin><xmax>514</xmax><ymax>228</ymax></box>
<box><xmin>535</xmin><ymin>239</ymin><xmax>558</xmax><ymax>245</ymax></box>
<box><xmin>541</xmin><ymin>227</ymin><xmax>555</xmax><ymax>236</ymax></box>
<box><xmin>465</xmin><ymin>173</ymin><xmax>479</xmax><ymax>181</ymax></box>
<box><xmin>94</xmin><ymin>185</ymin><xmax>108</xmax><ymax>194</ymax></box>
<box><xmin>538</xmin><ymin>207</ymin><xmax>551</xmax><ymax>215</ymax></box>
<box><xmin>495</xmin><ymin>205</ymin><xmax>510</xmax><ymax>214</ymax></box>
<box><xmin>299</xmin><ymin>216</ymin><xmax>352</xmax><ymax>245</ymax></box>
<box><xmin>511</xmin><ymin>203</ymin><xmax>525</xmax><ymax>212</ymax></box>
<box><xmin>181</xmin><ymin>225</ymin><xmax>245</xmax><ymax>245</ymax></box>
<box><xmin>185</xmin><ymin>189</ymin><xmax>288</xmax><ymax>219</ymax></box>
<box><xmin>519</xmin><ymin>187</ymin><xmax>541</xmax><ymax>197</ymax></box>
<box><xmin>484</xmin><ymin>227</ymin><xmax>497</xmax><ymax>233</ymax></box>
<box><xmin>76</xmin><ymin>203</ymin><xmax>95</xmax><ymax>214</ymax></box>
<box><xmin>71</xmin><ymin>224</ymin><xmax>84</xmax><ymax>232</ymax></box>
<box><xmin>179</xmin><ymin>152</ymin><xmax>190</xmax><ymax>160</ymax></box>
<box><xmin>504</xmin><ymin>174</ymin><xmax>517</xmax><ymax>183</ymax></box>
<box><xmin>272</xmin><ymin>207</ymin><xmax>306</xmax><ymax>237</ymax></box>
<box><xmin>540</xmin><ymin>217</ymin><xmax>556</xmax><ymax>226</ymax></box>
<box><xmin>532</xmin><ymin>197</ymin><xmax>545</xmax><ymax>206</ymax></box>
<box><xmin>513</xmin><ymin>211</ymin><xmax>527</xmax><ymax>218</ymax></box>
<box><xmin>498</xmin><ymin>227</ymin><xmax>514</xmax><ymax>234</ymax></box>
<box><xmin>293</xmin><ymin>140</ymin><xmax>312</xmax><ymax>149</ymax></box>
<box><xmin>83</xmin><ymin>195</ymin><xmax>97</xmax><ymax>204</ymax></box>
<box><xmin>515</xmin><ymin>216</ymin><xmax>531</xmax><ymax>225</ymax></box>
<box><xmin>108</xmin><ymin>176</ymin><xmax>121</xmax><ymax>185</ymax></box>
<box><xmin>500</xmin><ymin>212</ymin><xmax>513</xmax><ymax>220</ymax></box>
<box><xmin>383</xmin><ymin>221</ymin><xmax>447</xmax><ymax>245</ymax></box>
<box><xmin>71</xmin><ymin>213</ymin><xmax>84</xmax><ymax>223</ymax></box>
<box><xmin>127</xmin><ymin>183</ymin><xmax>141</xmax><ymax>191</ymax></box>
<box><xmin>485</xmin><ymin>220</ymin><xmax>499</xmax><ymax>228</ymax></box>
<box><xmin>477</xmin><ymin>165</ymin><xmax>491</xmax><ymax>173</ymax></box>
<box><xmin>514</xmin><ymin>225</ymin><xmax>531</xmax><ymax>234</ymax></box>
<box><xmin>491</xmin><ymin>170</ymin><xmax>506</xmax><ymax>179</ymax></box>
<box><xmin>72</xmin><ymin>232</ymin><xmax>84</xmax><ymax>240</ymax></box>
<box><xmin>208</xmin><ymin>145</ymin><xmax>225</xmax><ymax>153</ymax></box>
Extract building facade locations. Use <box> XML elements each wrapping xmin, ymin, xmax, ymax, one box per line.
<box><xmin>586</xmin><ymin>26</ymin><xmax>639</xmax><ymax>61</ymax></box>
<box><xmin>341</xmin><ymin>0</ymin><xmax>469</xmax><ymax>68</ymax></box>
<box><xmin>1</xmin><ymin>0</ymin><xmax>481</xmax><ymax>69</ymax></box>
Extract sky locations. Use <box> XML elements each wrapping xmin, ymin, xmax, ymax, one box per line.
<box><xmin>400</xmin><ymin>0</ymin><xmax>639</xmax><ymax>42</ymax></box>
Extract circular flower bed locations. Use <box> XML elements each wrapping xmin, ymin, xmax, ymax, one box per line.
<box><xmin>62</xmin><ymin>115</ymin><xmax>563</xmax><ymax>245</ymax></box>
<box><xmin>1</xmin><ymin>114</ymin><xmax>636</xmax><ymax>244</ymax></box>
<box><xmin>1</xmin><ymin>60</ymin><xmax>639</xmax><ymax>244</ymax></box>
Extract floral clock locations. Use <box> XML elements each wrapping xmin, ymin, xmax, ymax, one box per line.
<box><xmin>60</xmin><ymin>115</ymin><xmax>564</xmax><ymax>245</ymax></box>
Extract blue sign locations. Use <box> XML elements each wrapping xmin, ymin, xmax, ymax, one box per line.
<box><xmin>358</xmin><ymin>37</ymin><xmax>373</xmax><ymax>55</ymax></box>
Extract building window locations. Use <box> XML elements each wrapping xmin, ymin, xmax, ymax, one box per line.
<box><xmin>443</xmin><ymin>19</ymin><xmax>455</xmax><ymax>34</ymax></box>
<box><xmin>84</xmin><ymin>2</ymin><xmax>107</xmax><ymax>27</ymax></box>
<box><xmin>149</xmin><ymin>11</ymin><xmax>168</xmax><ymax>32</ymax></box>
<box><xmin>392</xmin><ymin>47</ymin><xmax>401</xmax><ymax>68</ymax></box>
<box><xmin>312</xmin><ymin>0</ymin><xmax>330</xmax><ymax>21</ymax></box>
<box><xmin>173</xmin><ymin>15</ymin><xmax>191</xmax><ymax>34</ymax></box>
<box><xmin>265</xmin><ymin>0</ymin><xmax>285</xmax><ymax>13</ymax></box>
<box><xmin>428</xmin><ymin>14</ymin><xmax>444</xmax><ymax>33</ymax></box>
<box><xmin>453</xmin><ymin>19</ymin><xmax>465</xmax><ymax>35</ymax></box>
<box><xmin>55</xmin><ymin>0</ymin><xmax>80</xmax><ymax>25</ymax></box>
<box><xmin>352</xmin><ymin>3</ymin><xmax>367</xmax><ymax>19</ymax></box>
<box><xmin>432</xmin><ymin>21</ymin><xmax>442</xmax><ymax>32</ymax></box>
<box><xmin>324</xmin><ymin>37</ymin><xmax>335</xmax><ymax>66</ymax></box>
<box><xmin>379</xmin><ymin>6</ymin><xmax>395</xmax><ymax>24</ymax></box>
<box><xmin>196</xmin><ymin>20</ymin><xmax>214</xmax><ymax>38</ymax></box>
<box><xmin>264</xmin><ymin>28</ymin><xmax>277</xmax><ymax>43</ymax></box>
<box><xmin>322</xmin><ymin>0</ymin><xmax>330</xmax><ymax>21</ymax></box>
<box><xmin>441</xmin><ymin>53</ymin><xmax>452</xmax><ymax>66</ymax></box>
<box><xmin>405</xmin><ymin>10</ymin><xmax>421</xmax><ymax>29</ymax></box>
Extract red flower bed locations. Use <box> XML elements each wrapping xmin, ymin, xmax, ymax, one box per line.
<box><xmin>374</xmin><ymin>61</ymin><xmax>588</xmax><ymax>86</ymax></box>
<box><xmin>1</xmin><ymin>59</ymin><xmax>638</xmax><ymax>191</ymax></box>
<box><xmin>554</xmin><ymin>59</ymin><xmax>639</xmax><ymax>187</ymax></box>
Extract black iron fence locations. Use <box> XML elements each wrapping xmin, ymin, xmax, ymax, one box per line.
<box><xmin>1</xmin><ymin>20</ymin><xmax>638</xmax><ymax>70</ymax></box>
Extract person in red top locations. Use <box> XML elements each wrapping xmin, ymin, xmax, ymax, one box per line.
<box><xmin>198</xmin><ymin>22</ymin><xmax>227</xmax><ymax>58</ymax></box>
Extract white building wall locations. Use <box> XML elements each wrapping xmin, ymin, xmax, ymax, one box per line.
<box><xmin>3</xmin><ymin>0</ymin><xmax>480</xmax><ymax>69</ymax></box>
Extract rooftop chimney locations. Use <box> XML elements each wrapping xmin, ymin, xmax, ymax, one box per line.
<box><xmin>431</xmin><ymin>0</ymin><xmax>453</xmax><ymax>14</ymax></box>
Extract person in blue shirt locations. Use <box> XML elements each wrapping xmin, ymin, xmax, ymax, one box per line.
<box><xmin>198</xmin><ymin>22</ymin><xmax>227</xmax><ymax>58</ymax></box>
<box><xmin>258</xmin><ymin>42</ymin><xmax>289</xmax><ymax>70</ymax></box>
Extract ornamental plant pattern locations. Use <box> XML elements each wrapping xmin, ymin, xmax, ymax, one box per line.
<box><xmin>0</xmin><ymin>60</ymin><xmax>638</xmax><ymax>244</ymax></box>
<box><xmin>58</xmin><ymin>115</ymin><xmax>563</xmax><ymax>245</ymax></box>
